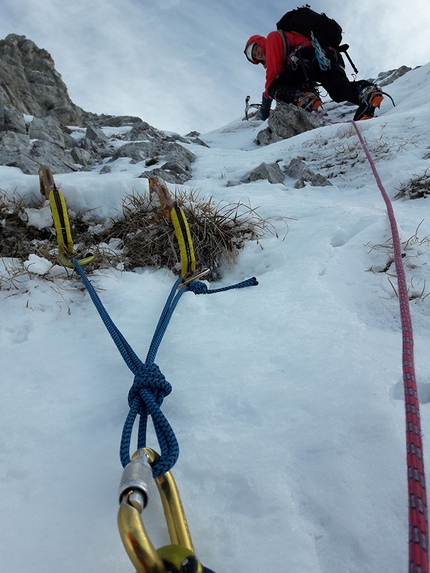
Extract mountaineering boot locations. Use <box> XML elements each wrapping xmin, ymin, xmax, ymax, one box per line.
<box><xmin>353</xmin><ymin>84</ymin><xmax>384</xmax><ymax>121</ymax></box>
<box><xmin>296</xmin><ymin>91</ymin><xmax>323</xmax><ymax>112</ymax></box>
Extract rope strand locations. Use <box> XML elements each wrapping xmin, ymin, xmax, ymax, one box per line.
<box><xmin>72</xmin><ymin>259</ymin><xmax>257</xmax><ymax>477</ymax></box>
<box><xmin>347</xmin><ymin>121</ymin><xmax>429</xmax><ymax>573</ymax></box>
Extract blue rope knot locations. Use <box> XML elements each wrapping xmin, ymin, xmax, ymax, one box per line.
<box><xmin>128</xmin><ymin>363</ymin><xmax>172</xmax><ymax>407</ymax></box>
<box><xmin>121</xmin><ymin>361</ymin><xmax>178</xmax><ymax>476</ymax></box>
<box><xmin>188</xmin><ymin>280</ymin><xmax>209</xmax><ymax>294</ymax></box>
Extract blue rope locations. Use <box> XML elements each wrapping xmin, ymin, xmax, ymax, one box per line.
<box><xmin>72</xmin><ymin>258</ymin><xmax>257</xmax><ymax>476</ymax></box>
<box><xmin>311</xmin><ymin>36</ymin><xmax>331</xmax><ymax>71</ymax></box>
<box><xmin>187</xmin><ymin>276</ymin><xmax>258</xmax><ymax>295</ymax></box>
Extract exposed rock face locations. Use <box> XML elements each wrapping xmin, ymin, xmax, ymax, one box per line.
<box><xmin>284</xmin><ymin>157</ymin><xmax>332</xmax><ymax>188</ymax></box>
<box><xmin>0</xmin><ymin>34</ymin><xmax>196</xmax><ymax>181</ymax></box>
<box><xmin>242</xmin><ymin>162</ymin><xmax>285</xmax><ymax>185</ymax></box>
<box><xmin>255</xmin><ymin>102</ymin><xmax>324</xmax><ymax>146</ymax></box>
<box><xmin>369</xmin><ymin>65</ymin><xmax>412</xmax><ymax>87</ymax></box>
<box><xmin>0</xmin><ymin>34</ymin><xmax>86</xmax><ymax>125</ymax></box>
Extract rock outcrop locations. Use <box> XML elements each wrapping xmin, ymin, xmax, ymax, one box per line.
<box><xmin>241</xmin><ymin>162</ymin><xmax>285</xmax><ymax>185</ymax></box>
<box><xmin>0</xmin><ymin>34</ymin><xmax>87</xmax><ymax>125</ymax></box>
<box><xmin>284</xmin><ymin>157</ymin><xmax>332</xmax><ymax>188</ymax></box>
<box><xmin>255</xmin><ymin>102</ymin><xmax>324</xmax><ymax>146</ymax></box>
<box><xmin>0</xmin><ymin>34</ymin><xmax>196</xmax><ymax>182</ymax></box>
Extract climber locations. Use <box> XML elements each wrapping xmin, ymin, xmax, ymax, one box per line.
<box><xmin>244</xmin><ymin>31</ymin><xmax>383</xmax><ymax>122</ymax></box>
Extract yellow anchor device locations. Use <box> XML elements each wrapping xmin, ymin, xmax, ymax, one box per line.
<box><xmin>38</xmin><ymin>165</ymin><xmax>94</xmax><ymax>268</ymax></box>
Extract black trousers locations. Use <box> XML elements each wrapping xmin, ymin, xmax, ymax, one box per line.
<box><xmin>268</xmin><ymin>47</ymin><xmax>370</xmax><ymax>106</ymax></box>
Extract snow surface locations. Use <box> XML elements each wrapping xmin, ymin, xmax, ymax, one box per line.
<box><xmin>1</xmin><ymin>64</ymin><xmax>430</xmax><ymax>573</ymax></box>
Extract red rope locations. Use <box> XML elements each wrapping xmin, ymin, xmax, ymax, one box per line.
<box><xmin>349</xmin><ymin>120</ymin><xmax>429</xmax><ymax>572</ymax></box>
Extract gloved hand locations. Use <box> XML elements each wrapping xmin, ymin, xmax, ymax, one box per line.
<box><xmin>259</xmin><ymin>94</ymin><xmax>272</xmax><ymax>121</ymax></box>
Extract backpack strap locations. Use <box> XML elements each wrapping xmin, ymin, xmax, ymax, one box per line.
<box><xmin>277</xmin><ymin>29</ymin><xmax>312</xmax><ymax>88</ymax></box>
<box><xmin>277</xmin><ymin>29</ymin><xmax>289</xmax><ymax>66</ymax></box>
<box><xmin>297</xmin><ymin>50</ymin><xmax>313</xmax><ymax>89</ymax></box>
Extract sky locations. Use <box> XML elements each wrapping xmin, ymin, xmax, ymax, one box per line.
<box><xmin>1</xmin><ymin>62</ymin><xmax>430</xmax><ymax>572</ymax></box>
<box><xmin>0</xmin><ymin>0</ymin><xmax>430</xmax><ymax>133</ymax></box>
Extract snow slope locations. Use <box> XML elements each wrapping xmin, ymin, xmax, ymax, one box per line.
<box><xmin>1</xmin><ymin>63</ymin><xmax>430</xmax><ymax>573</ymax></box>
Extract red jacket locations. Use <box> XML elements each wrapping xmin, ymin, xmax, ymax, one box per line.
<box><xmin>245</xmin><ymin>31</ymin><xmax>312</xmax><ymax>100</ymax></box>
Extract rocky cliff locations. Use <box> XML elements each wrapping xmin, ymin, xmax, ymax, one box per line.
<box><xmin>0</xmin><ymin>33</ymin><xmax>87</xmax><ymax>125</ymax></box>
<box><xmin>0</xmin><ymin>34</ymin><xmax>197</xmax><ymax>181</ymax></box>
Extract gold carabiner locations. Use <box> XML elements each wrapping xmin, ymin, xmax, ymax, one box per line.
<box><xmin>149</xmin><ymin>175</ymin><xmax>174</xmax><ymax>221</ymax></box>
<box><xmin>147</xmin><ymin>449</ymin><xmax>194</xmax><ymax>551</ymax></box>
<box><xmin>118</xmin><ymin>448</ymin><xmax>196</xmax><ymax>573</ymax></box>
<box><xmin>39</xmin><ymin>165</ymin><xmax>56</xmax><ymax>200</ymax></box>
<box><xmin>118</xmin><ymin>490</ymin><xmax>166</xmax><ymax>573</ymax></box>
<box><xmin>179</xmin><ymin>269</ymin><xmax>211</xmax><ymax>289</ymax></box>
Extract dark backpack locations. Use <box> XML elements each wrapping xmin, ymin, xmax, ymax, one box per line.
<box><xmin>276</xmin><ymin>5</ymin><xmax>358</xmax><ymax>74</ymax></box>
<box><xmin>276</xmin><ymin>6</ymin><xmax>342</xmax><ymax>48</ymax></box>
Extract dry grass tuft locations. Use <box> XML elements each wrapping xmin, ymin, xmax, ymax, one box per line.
<box><xmin>366</xmin><ymin>221</ymin><xmax>430</xmax><ymax>300</ymax></box>
<box><xmin>107</xmin><ymin>188</ymin><xmax>284</xmax><ymax>280</ymax></box>
<box><xmin>0</xmin><ymin>190</ymin><xmax>55</xmax><ymax>260</ymax></box>
<box><xmin>1</xmin><ymin>186</ymin><xmax>286</xmax><ymax>285</ymax></box>
<box><xmin>395</xmin><ymin>169</ymin><xmax>430</xmax><ymax>200</ymax></box>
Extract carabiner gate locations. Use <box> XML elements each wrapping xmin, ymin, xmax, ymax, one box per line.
<box><xmin>118</xmin><ymin>448</ymin><xmax>200</xmax><ymax>573</ymax></box>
